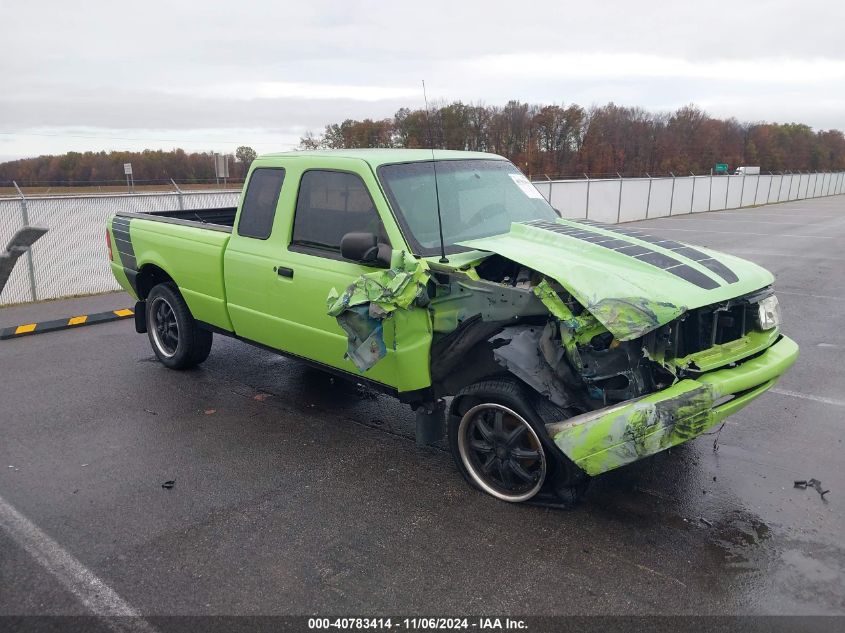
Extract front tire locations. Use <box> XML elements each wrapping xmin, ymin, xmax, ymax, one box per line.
<box><xmin>448</xmin><ymin>379</ymin><xmax>589</xmax><ymax>505</ymax></box>
<box><xmin>146</xmin><ymin>283</ymin><xmax>212</xmax><ymax>369</ymax></box>
<box><xmin>455</xmin><ymin>401</ymin><xmax>547</xmax><ymax>502</ymax></box>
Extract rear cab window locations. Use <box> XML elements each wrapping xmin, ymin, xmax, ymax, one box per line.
<box><xmin>290</xmin><ymin>170</ymin><xmax>390</xmax><ymax>258</ymax></box>
<box><xmin>237</xmin><ymin>168</ymin><xmax>286</xmax><ymax>239</ymax></box>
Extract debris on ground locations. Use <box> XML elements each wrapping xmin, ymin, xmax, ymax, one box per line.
<box><xmin>699</xmin><ymin>517</ymin><xmax>713</xmax><ymax>527</ymax></box>
<box><xmin>707</xmin><ymin>423</ymin><xmax>726</xmax><ymax>452</ymax></box>
<box><xmin>161</xmin><ymin>480</ymin><xmax>176</xmax><ymax>489</ymax></box>
<box><xmin>204</xmin><ymin>409</ymin><xmax>216</xmax><ymax>415</ymax></box>
<box><xmin>794</xmin><ymin>478</ymin><xmax>830</xmax><ymax>500</ymax></box>
<box><xmin>143</xmin><ymin>408</ymin><xmax>157</xmax><ymax>415</ymax></box>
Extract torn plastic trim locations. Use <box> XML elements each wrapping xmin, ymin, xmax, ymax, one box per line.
<box><xmin>327</xmin><ymin>251</ymin><xmax>431</xmax><ymax>372</ymax></box>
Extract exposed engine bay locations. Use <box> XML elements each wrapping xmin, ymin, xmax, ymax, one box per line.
<box><xmin>429</xmin><ymin>254</ymin><xmax>774</xmax><ymax>413</ymax></box>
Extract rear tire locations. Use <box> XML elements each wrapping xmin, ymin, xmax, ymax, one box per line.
<box><xmin>146</xmin><ymin>283</ymin><xmax>212</xmax><ymax>369</ymax></box>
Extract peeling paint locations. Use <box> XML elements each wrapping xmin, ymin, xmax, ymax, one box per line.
<box><xmin>585</xmin><ymin>296</ymin><xmax>687</xmax><ymax>342</ymax></box>
<box><xmin>549</xmin><ymin>382</ymin><xmax>717</xmax><ymax>475</ymax></box>
<box><xmin>327</xmin><ymin>252</ymin><xmax>430</xmax><ymax>372</ymax></box>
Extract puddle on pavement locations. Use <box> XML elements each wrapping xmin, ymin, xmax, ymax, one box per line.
<box><xmin>707</xmin><ymin>509</ymin><xmax>772</xmax><ymax>570</ymax></box>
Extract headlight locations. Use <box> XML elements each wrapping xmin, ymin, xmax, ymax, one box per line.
<box><xmin>756</xmin><ymin>295</ymin><xmax>781</xmax><ymax>331</ymax></box>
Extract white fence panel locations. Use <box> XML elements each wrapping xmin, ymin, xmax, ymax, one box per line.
<box><xmin>585</xmin><ymin>180</ymin><xmax>621</xmax><ymax>224</ymax></box>
<box><xmin>669</xmin><ymin>178</ymin><xmax>693</xmax><ymax>215</ymax></box>
<box><xmin>690</xmin><ymin>176</ymin><xmax>709</xmax><ymax>212</ymax></box>
<box><xmin>532</xmin><ymin>181</ymin><xmax>551</xmax><ymax>203</ymax></box>
<box><xmin>709</xmin><ymin>177</ymin><xmax>728</xmax><ymax>211</ymax></box>
<box><xmin>724</xmin><ymin>175</ymin><xmax>742</xmax><ymax>209</ymax></box>
<box><xmin>537</xmin><ymin>171</ymin><xmax>844</xmax><ymax>228</ymax></box>
<box><xmin>551</xmin><ymin>180</ymin><xmax>588</xmax><ymax>218</ymax></box>
<box><xmin>739</xmin><ymin>175</ymin><xmax>757</xmax><ymax>206</ymax></box>
<box><xmin>645</xmin><ymin>178</ymin><xmax>672</xmax><ymax>218</ymax></box>
<box><xmin>618</xmin><ymin>179</ymin><xmax>650</xmax><ymax>222</ymax></box>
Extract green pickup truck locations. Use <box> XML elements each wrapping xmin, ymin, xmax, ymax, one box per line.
<box><xmin>108</xmin><ymin>149</ymin><xmax>798</xmax><ymax>505</ymax></box>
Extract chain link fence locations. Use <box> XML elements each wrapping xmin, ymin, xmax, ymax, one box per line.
<box><xmin>1</xmin><ymin>189</ymin><xmax>240</xmax><ymax>306</ymax></box>
<box><xmin>2</xmin><ymin>171</ymin><xmax>844</xmax><ymax>307</ymax></box>
<box><xmin>532</xmin><ymin>171</ymin><xmax>845</xmax><ymax>223</ymax></box>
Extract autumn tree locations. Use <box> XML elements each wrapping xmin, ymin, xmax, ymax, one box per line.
<box><xmin>235</xmin><ymin>146</ymin><xmax>257</xmax><ymax>175</ymax></box>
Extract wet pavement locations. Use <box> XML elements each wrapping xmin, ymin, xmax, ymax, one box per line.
<box><xmin>1</xmin><ymin>196</ymin><xmax>843</xmax><ymax>616</ymax></box>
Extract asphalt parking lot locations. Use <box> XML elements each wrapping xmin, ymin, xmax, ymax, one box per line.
<box><xmin>1</xmin><ymin>196</ymin><xmax>844</xmax><ymax>620</ymax></box>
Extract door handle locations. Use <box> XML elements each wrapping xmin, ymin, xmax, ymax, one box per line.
<box><xmin>276</xmin><ymin>266</ymin><xmax>294</xmax><ymax>278</ymax></box>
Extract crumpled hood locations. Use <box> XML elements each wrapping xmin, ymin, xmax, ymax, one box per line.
<box><xmin>459</xmin><ymin>218</ymin><xmax>774</xmax><ymax>340</ymax></box>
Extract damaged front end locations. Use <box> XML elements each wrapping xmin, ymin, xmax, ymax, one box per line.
<box><xmin>327</xmin><ymin>238</ymin><xmax>797</xmax><ymax>478</ymax></box>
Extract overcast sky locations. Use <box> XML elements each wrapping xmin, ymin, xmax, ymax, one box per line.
<box><xmin>2</xmin><ymin>0</ymin><xmax>844</xmax><ymax>162</ymax></box>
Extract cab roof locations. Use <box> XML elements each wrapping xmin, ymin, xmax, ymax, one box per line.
<box><xmin>257</xmin><ymin>149</ymin><xmax>507</xmax><ymax>168</ymax></box>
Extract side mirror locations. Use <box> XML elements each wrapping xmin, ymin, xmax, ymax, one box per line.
<box><xmin>340</xmin><ymin>232</ymin><xmax>391</xmax><ymax>267</ymax></box>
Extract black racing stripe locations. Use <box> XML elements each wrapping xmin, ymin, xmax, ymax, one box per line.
<box><xmin>670</xmin><ymin>246</ymin><xmax>711</xmax><ymax>262</ymax></box>
<box><xmin>525</xmin><ymin>220</ymin><xmax>717</xmax><ymax>290</ymax></box>
<box><xmin>566</xmin><ymin>219</ymin><xmax>739</xmax><ymax>285</ymax></box>
<box><xmin>120</xmin><ymin>254</ymin><xmax>137</xmax><ymax>271</ymax></box>
<box><xmin>112</xmin><ymin>216</ymin><xmax>136</xmax><ymax>271</ymax></box>
<box><xmin>613</xmin><ymin>244</ymin><xmax>652</xmax><ymax>256</ymax></box>
<box><xmin>599</xmin><ymin>239</ymin><xmax>632</xmax><ymax>250</ymax></box>
<box><xmin>654</xmin><ymin>240</ymin><xmax>686</xmax><ymax>250</ymax></box>
<box><xmin>667</xmin><ymin>265</ymin><xmax>720</xmax><ymax>289</ymax></box>
<box><xmin>699</xmin><ymin>258</ymin><xmax>740</xmax><ymax>283</ymax></box>
<box><xmin>633</xmin><ymin>251</ymin><xmax>683</xmax><ymax>269</ymax></box>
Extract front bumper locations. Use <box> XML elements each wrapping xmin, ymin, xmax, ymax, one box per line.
<box><xmin>546</xmin><ymin>335</ymin><xmax>799</xmax><ymax>476</ymax></box>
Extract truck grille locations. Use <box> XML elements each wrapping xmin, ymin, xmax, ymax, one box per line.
<box><xmin>673</xmin><ymin>301</ymin><xmax>750</xmax><ymax>358</ymax></box>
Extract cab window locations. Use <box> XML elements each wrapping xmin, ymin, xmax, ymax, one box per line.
<box><xmin>237</xmin><ymin>168</ymin><xmax>285</xmax><ymax>239</ymax></box>
<box><xmin>291</xmin><ymin>170</ymin><xmax>389</xmax><ymax>254</ymax></box>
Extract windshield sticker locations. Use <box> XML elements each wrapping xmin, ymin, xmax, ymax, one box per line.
<box><xmin>509</xmin><ymin>173</ymin><xmax>545</xmax><ymax>199</ymax></box>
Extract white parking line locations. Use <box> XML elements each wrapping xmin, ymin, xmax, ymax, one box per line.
<box><xmin>728</xmin><ymin>250</ymin><xmax>845</xmax><ymax>261</ymax></box>
<box><xmin>770</xmin><ymin>388</ymin><xmax>845</xmax><ymax>408</ymax></box>
<box><xmin>711</xmin><ymin>213</ymin><xmax>843</xmax><ymax>219</ymax></box>
<box><xmin>777</xmin><ymin>290</ymin><xmax>845</xmax><ymax>302</ymax></box>
<box><xmin>0</xmin><ymin>493</ymin><xmax>158</xmax><ymax>633</ymax></box>
<box><xmin>637</xmin><ymin>226</ymin><xmax>836</xmax><ymax>239</ymax></box>
<box><xmin>675</xmin><ymin>218</ymin><xmax>836</xmax><ymax>226</ymax></box>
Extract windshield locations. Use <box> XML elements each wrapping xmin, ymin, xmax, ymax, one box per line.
<box><xmin>377</xmin><ymin>159</ymin><xmax>559</xmax><ymax>256</ymax></box>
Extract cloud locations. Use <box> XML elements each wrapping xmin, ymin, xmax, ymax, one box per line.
<box><xmin>463</xmin><ymin>53</ymin><xmax>845</xmax><ymax>84</ymax></box>
<box><xmin>0</xmin><ymin>0</ymin><xmax>843</xmax><ymax>159</ymax></box>
<box><xmin>158</xmin><ymin>81</ymin><xmax>420</xmax><ymax>102</ymax></box>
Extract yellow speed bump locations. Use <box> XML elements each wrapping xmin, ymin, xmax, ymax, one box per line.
<box><xmin>1</xmin><ymin>308</ymin><xmax>134</xmax><ymax>340</ymax></box>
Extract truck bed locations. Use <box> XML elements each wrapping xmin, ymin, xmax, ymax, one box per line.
<box><xmin>117</xmin><ymin>207</ymin><xmax>237</xmax><ymax>231</ymax></box>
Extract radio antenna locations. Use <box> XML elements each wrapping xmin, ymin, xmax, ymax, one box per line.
<box><xmin>422</xmin><ymin>80</ymin><xmax>448</xmax><ymax>264</ymax></box>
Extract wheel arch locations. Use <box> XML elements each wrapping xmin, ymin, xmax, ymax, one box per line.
<box><xmin>136</xmin><ymin>264</ymin><xmax>176</xmax><ymax>300</ymax></box>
